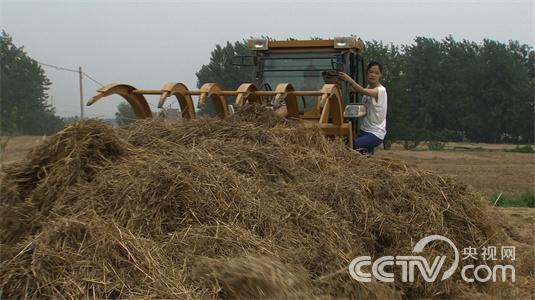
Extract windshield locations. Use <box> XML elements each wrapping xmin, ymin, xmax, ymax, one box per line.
<box><xmin>260</xmin><ymin>56</ymin><xmax>337</xmax><ymax>112</ymax></box>
<box><xmin>261</xmin><ymin>57</ymin><xmax>335</xmax><ymax>90</ymax></box>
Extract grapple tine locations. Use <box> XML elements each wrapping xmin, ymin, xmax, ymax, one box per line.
<box><xmin>274</xmin><ymin>93</ymin><xmax>288</xmax><ymax>104</ymax></box>
<box><xmin>159</xmin><ymin>91</ymin><xmax>171</xmax><ymax>107</ymax></box>
<box><xmin>159</xmin><ymin>82</ymin><xmax>196</xmax><ymax>119</ymax></box>
<box><xmin>86</xmin><ymin>84</ymin><xmax>152</xmax><ymax>119</ymax></box>
<box><xmin>316</xmin><ymin>83</ymin><xmax>338</xmax><ymax>110</ymax></box>
<box><xmin>318</xmin><ymin>84</ymin><xmax>343</xmax><ymax>126</ymax></box>
<box><xmin>87</xmin><ymin>93</ymin><xmax>105</xmax><ymax>106</ymax></box>
<box><xmin>274</xmin><ymin>83</ymin><xmax>298</xmax><ymax>118</ymax></box>
<box><xmin>235</xmin><ymin>83</ymin><xmax>259</xmax><ymax>108</ymax></box>
<box><xmin>199</xmin><ymin>92</ymin><xmax>208</xmax><ymax>105</ymax></box>
<box><xmin>86</xmin><ymin>84</ymin><xmax>120</xmax><ymax>106</ymax></box>
<box><xmin>199</xmin><ymin>83</ymin><xmax>229</xmax><ymax>119</ymax></box>
<box><xmin>318</xmin><ymin>94</ymin><xmax>329</xmax><ymax>109</ymax></box>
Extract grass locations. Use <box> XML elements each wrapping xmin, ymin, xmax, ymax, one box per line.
<box><xmin>452</xmin><ymin>146</ymin><xmax>495</xmax><ymax>152</ymax></box>
<box><xmin>410</xmin><ymin>146</ymin><xmax>496</xmax><ymax>152</ymax></box>
<box><xmin>396</xmin><ymin>140</ymin><xmax>534</xmax><ymax>153</ymax></box>
<box><xmin>412</xmin><ymin>145</ymin><xmax>534</xmax><ymax>153</ymax></box>
<box><xmin>491</xmin><ymin>192</ymin><xmax>535</xmax><ymax>208</ymax></box>
<box><xmin>506</xmin><ymin>145</ymin><xmax>535</xmax><ymax>153</ymax></box>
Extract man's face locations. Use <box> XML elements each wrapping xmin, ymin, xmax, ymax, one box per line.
<box><xmin>367</xmin><ymin>66</ymin><xmax>382</xmax><ymax>84</ymax></box>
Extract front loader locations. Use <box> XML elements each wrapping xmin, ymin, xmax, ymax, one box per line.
<box><xmin>87</xmin><ymin>37</ymin><xmax>368</xmax><ymax>147</ymax></box>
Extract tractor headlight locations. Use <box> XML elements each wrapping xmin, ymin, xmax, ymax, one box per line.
<box><xmin>248</xmin><ymin>38</ymin><xmax>268</xmax><ymax>50</ymax></box>
<box><xmin>334</xmin><ymin>37</ymin><xmax>357</xmax><ymax>49</ymax></box>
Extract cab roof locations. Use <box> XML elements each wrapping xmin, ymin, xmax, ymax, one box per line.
<box><xmin>248</xmin><ymin>38</ymin><xmax>365</xmax><ymax>53</ymax></box>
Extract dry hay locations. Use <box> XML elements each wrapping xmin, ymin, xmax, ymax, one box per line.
<box><xmin>0</xmin><ymin>105</ymin><xmax>531</xmax><ymax>299</ymax></box>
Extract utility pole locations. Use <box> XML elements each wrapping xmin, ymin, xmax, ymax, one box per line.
<box><xmin>38</xmin><ymin>61</ymin><xmax>103</xmax><ymax>118</ymax></box>
<box><xmin>78</xmin><ymin>66</ymin><xmax>84</xmax><ymax>118</ymax></box>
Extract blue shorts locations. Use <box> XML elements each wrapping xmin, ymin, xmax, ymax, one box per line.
<box><xmin>354</xmin><ymin>130</ymin><xmax>382</xmax><ymax>154</ymax></box>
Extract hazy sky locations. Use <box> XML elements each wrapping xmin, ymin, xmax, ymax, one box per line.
<box><xmin>1</xmin><ymin>0</ymin><xmax>533</xmax><ymax>118</ymax></box>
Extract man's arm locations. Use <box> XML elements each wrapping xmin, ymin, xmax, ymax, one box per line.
<box><xmin>338</xmin><ymin>72</ymin><xmax>379</xmax><ymax>99</ymax></box>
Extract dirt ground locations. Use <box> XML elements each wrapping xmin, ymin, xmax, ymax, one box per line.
<box><xmin>1</xmin><ymin>135</ymin><xmax>47</xmax><ymax>165</ymax></box>
<box><xmin>500</xmin><ymin>207</ymin><xmax>535</xmax><ymax>244</ymax></box>
<box><xmin>376</xmin><ymin>143</ymin><xmax>534</xmax><ymax>198</ymax></box>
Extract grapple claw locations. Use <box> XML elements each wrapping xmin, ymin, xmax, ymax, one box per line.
<box><xmin>159</xmin><ymin>82</ymin><xmax>196</xmax><ymax>119</ymax></box>
<box><xmin>235</xmin><ymin>83</ymin><xmax>260</xmax><ymax>107</ymax></box>
<box><xmin>87</xmin><ymin>82</ymin><xmax>351</xmax><ymax>147</ymax></box>
<box><xmin>86</xmin><ymin>84</ymin><xmax>152</xmax><ymax>119</ymax></box>
<box><xmin>199</xmin><ymin>83</ymin><xmax>229</xmax><ymax>119</ymax></box>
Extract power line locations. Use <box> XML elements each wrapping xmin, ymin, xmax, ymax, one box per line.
<box><xmin>37</xmin><ymin>60</ymin><xmax>104</xmax><ymax>87</ymax></box>
<box><xmin>36</xmin><ymin>60</ymin><xmax>106</xmax><ymax>118</ymax></box>
<box><xmin>37</xmin><ymin>61</ymin><xmax>78</xmax><ymax>73</ymax></box>
<box><xmin>81</xmin><ymin>72</ymin><xmax>104</xmax><ymax>87</ymax></box>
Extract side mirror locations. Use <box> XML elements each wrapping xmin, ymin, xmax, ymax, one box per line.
<box><xmin>232</xmin><ymin>55</ymin><xmax>257</xmax><ymax>66</ymax></box>
<box><xmin>344</xmin><ymin>104</ymin><xmax>367</xmax><ymax>118</ymax></box>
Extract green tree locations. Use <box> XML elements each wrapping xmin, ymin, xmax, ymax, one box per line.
<box><xmin>474</xmin><ymin>40</ymin><xmax>534</xmax><ymax>143</ymax></box>
<box><xmin>115</xmin><ymin>102</ymin><xmax>136</xmax><ymax>126</ymax></box>
<box><xmin>0</xmin><ymin>31</ymin><xmax>64</xmax><ymax>135</ymax></box>
<box><xmin>400</xmin><ymin>36</ymin><xmax>534</xmax><ymax>143</ymax></box>
<box><xmin>196</xmin><ymin>41</ymin><xmax>253</xmax><ymax>89</ymax></box>
<box><xmin>195</xmin><ymin>40</ymin><xmax>254</xmax><ymax>116</ymax></box>
<box><xmin>402</xmin><ymin>37</ymin><xmax>445</xmax><ymax>136</ymax></box>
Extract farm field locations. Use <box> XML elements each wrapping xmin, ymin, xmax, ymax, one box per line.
<box><xmin>376</xmin><ymin>144</ymin><xmax>535</xmax><ymax>198</ymax></box>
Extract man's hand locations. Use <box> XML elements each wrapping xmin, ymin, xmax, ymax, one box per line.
<box><xmin>337</xmin><ymin>72</ymin><xmax>376</xmax><ymax>98</ymax></box>
<box><xmin>338</xmin><ymin>72</ymin><xmax>361</xmax><ymax>92</ymax></box>
<box><xmin>338</xmin><ymin>72</ymin><xmax>353</xmax><ymax>82</ymax></box>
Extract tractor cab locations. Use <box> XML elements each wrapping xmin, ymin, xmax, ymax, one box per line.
<box><xmin>237</xmin><ymin>37</ymin><xmax>367</xmax><ymax>136</ymax></box>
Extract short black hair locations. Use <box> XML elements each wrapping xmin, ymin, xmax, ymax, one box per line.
<box><xmin>366</xmin><ymin>61</ymin><xmax>383</xmax><ymax>73</ymax></box>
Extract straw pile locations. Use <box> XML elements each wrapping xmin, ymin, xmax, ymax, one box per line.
<box><xmin>0</xmin><ymin>105</ymin><xmax>530</xmax><ymax>299</ymax></box>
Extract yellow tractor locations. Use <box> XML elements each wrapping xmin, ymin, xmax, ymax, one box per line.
<box><xmin>87</xmin><ymin>37</ymin><xmax>368</xmax><ymax>147</ymax></box>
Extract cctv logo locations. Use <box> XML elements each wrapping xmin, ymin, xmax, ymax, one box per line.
<box><xmin>349</xmin><ymin>235</ymin><xmax>515</xmax><ymax>283</ymax></box>
<box><xmin>349</xmin><ymin>235</ymin><xmax>458</xmax><ymax>283</ymax></box>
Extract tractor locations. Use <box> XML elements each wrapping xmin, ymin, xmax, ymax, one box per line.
<box><xmin>87</xmin><ymin>37</ymin><xmax>368</xmax><ymax>147</ymax></box>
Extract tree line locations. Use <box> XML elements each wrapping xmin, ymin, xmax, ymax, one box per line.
<box><xmin>0</xmin><ymin>31</ymin><xmax>64</xmax><ymax>135</ymax></box>
<box><xmin>197</xmin><ymin>37</ymin><xmax>534</xmax><ymax>144</ymax></box>
<box><xmin>1</xmin><ymin>31</ymin><xmax>532</xmax><ymax>144</ymax></box>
